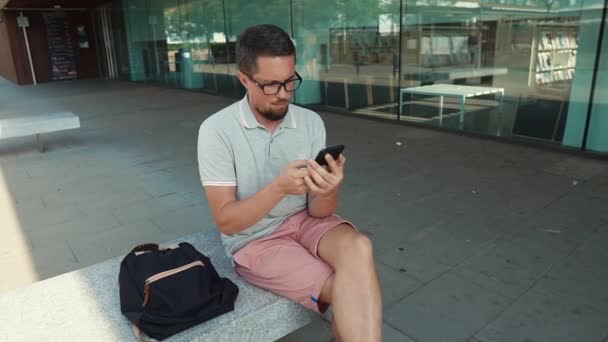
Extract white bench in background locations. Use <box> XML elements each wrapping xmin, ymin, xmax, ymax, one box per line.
<box><xmin>0</xmin><ymin>112</ymin><xmax>80</xmax><ymax>152</ymax></box>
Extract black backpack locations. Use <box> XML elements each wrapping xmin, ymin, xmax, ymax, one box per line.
<box><xmin>118</xmin><ymin>242</ymin><xmax>239</xmax><ymax>341</ymax></box>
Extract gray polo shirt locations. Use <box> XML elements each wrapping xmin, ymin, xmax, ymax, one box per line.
<box><xmin>197</xmin><ymin>95</ymin><xmax>326</xmax><ymax>258</ymax></box>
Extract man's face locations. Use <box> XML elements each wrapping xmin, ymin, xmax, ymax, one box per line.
<box><xmin>239</xmin><ymin>55</ymin><xmax>296</xmax><ymax>122</ymax></box>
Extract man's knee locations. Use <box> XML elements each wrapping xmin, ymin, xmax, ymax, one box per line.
<box><xmin>343</xmin><ymin>232</ymin><xmax>374</xmax><ymax>263</ymax></box>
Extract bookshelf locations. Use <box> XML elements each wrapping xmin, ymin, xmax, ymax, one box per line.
<box><xmin>529</xmin><ymin>25</ymin><xmax>578</xmax><ymax>87</ymax></box>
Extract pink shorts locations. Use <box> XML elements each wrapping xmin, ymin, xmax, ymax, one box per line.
<box><xmin>233</xmin><ymin>210</ymin><xmax>356</xmax><ymax>313</ymax></box>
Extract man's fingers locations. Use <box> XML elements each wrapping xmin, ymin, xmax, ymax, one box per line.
<box><xmin>325</xmin><ymin>154</ymin><xmax>340</xmax><ymax>172</ymax></box>
<box><xmin>325</xmin><ymin>154</ymin><xmax>345</xmax><ymax>178</ymax></box>
<box><xmin>304</xmin><ymin>176</ymin><xmax>322</xmax><ymax>193</ymax></box>
<box><xmin>308</xmin><ymin>159</ymin><xmax>331</xmax><ymax>178</ymax></box>
<box><xmin>308</xmin><ymin>166</ymin><xmax>329</xmax><ymax>188</ymax></box>
<box><xmin>290</xmin><ymin>159</ymin><xmax>309</xmax><ymax>169</ymax></box>
<box><xmin>294</xmin><ymin>169</ymin><xmax>309</xmax><ymax>178</ymax></box>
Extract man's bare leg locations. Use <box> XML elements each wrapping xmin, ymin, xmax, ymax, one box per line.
<box><xmin>320</xmin><ymin>276</ymin><xmax>343</xmax><ymax>342</ymax></box>
<box><xmin>332</xmin><ymin>319</ymin><xmax>342</xmax><ymax>342</ymax></box>
<box><xmin>317</xmin><ymin>224</ymin><xmax>382</xmax><ymax>342</ymax></box>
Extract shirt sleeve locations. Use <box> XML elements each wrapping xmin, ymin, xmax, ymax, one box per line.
<box><xmin>197</xmin><ymin>121</ymin><xmax>237</xmax><ymax>187</ymax></box>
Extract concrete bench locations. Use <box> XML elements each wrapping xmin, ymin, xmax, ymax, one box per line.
<box><xmin>0</xmin><ymin>231</ymin><xmax>313</xmax><ymax>341</ymax></box>
<box><xmin>0</xmin><ymin>112</ymin><xmax>80</xmax><ymax>152</ymax></box>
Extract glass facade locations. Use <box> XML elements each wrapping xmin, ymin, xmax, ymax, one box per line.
<box><xmin>95</xmin><ymin>0</ymin><xmax>608</xmax><ymax>154</ymax></box>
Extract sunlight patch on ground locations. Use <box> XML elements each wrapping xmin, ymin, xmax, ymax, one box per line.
<box><xmin>0</xmin><ymin>167</ymin><xmax>38</xmax><ymax>292</ymax></box>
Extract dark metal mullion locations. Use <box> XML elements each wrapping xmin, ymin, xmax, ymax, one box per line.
<box><xmin>290</xmin><ymin>0</ymin><xmax>296</xmax><ymax>104</ymax></box>
<box><xmin>581</xmin><ymin>0</ymin><xmax>608</xmax><ymax>151</ymax></box>
<box><xmin>221</xmin><ymin>0</ymin><xmax>230</xmax><ymax>68</ymax></box>
<box><xmin>289</xmin><ymin>0</ymin><xmax>294</xmax><ymax>38</ymax></box>
<box><xmin>397</xmin><ymin>0</ymin><xmax>403</xmax><ymax>121</ymax></box>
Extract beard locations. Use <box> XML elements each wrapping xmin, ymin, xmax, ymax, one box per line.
<box><xmin>256</xmin><ymin>101</ymin><xmax>289</xmax><ymax>122</ymax></box>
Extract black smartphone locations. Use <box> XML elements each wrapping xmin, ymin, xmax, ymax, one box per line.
<box><xmin>314</xmin><ymin>145</ymin><xmax>345</xmax><ymax>166</ymax></box>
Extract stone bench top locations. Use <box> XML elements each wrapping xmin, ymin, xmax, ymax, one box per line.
<box><xmin>0</xmin><ymin>112</ymin><xmax>80</xmax><ymax>140</ymax></box>
<box><xmin>0</xmin><ymin>231</ymin><xmax>312</xmax><ymax>341</ymax></box>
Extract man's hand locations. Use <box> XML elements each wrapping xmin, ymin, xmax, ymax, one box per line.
<box><xmin>275</xmin><ymin>160</ymin><xmax>309</xmax><ymax>196</ymax></box>
<box><xmin>304</xmin><ymin>154</ymin><xmax>346</xmax><ymax>196</ymax></box>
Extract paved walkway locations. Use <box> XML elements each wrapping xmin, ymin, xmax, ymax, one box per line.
<box><xmin>1</xmin><ymin>77</ymin><xmax>607</xmax><ymax>342</ymax></box>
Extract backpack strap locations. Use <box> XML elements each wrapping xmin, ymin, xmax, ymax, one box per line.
<box><xmin>131</xmin><ymin>242</ymin><xmax>184</xmax><ymax>256</ymax></box>
<box><xmin>131</xmin><ymin>243</ymin><xmax>159</xmax><ymax>255</ymax></box>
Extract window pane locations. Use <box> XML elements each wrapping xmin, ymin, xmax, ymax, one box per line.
<box><xmin>293</xmin><ymin>0</ymin><xmax>400</xmax><ymax>119</ymax></box>
<box><xmin>223</xmin><ymin>0</ymin><xmax>290</xmax><ymax>97</ymax></box>
<box><xmin>399</xmin><ymin>0</ymin><xmax>603</xmax><ymax>149</ymax></box>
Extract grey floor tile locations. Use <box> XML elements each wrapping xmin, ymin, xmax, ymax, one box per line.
<box><xmin>575</xmin><ymin>172</ymin><xmax>608</xmax><ymax>199</ymax></box>
<box><xmin>543</xmin><ymin>157</ymin><xmax>607</xmax><ymax>180</ymax></box>
<box><xmin>384</xmin><ymin>324</ymin><xmax>416</xmax><ymax>342</ymax></box>
<box><xmin>387</xmin><ymin>303</ymin><xmax>478</xmax><ymax>342</ymax></box>
<box><xmin>68</xmin><ymin>220</ymin><xmax>175</xmax><ymax>267</ymax></box>
<box><xmin>110</xmin><ymin>195</ymin><xmax>194</xmax><ymax>226</ymax></box>
<box><xmin>276</xmin><ymin>314</ymin><xmax>333</xmax><ymax>342</ymax></box>
<box><xmin>181</xmin><ymin>190</ymin><xmax>207</xmax><ymax>207</ymax></box>
<box><xmin>69</xmin><ymin>186</ymin><xmax>152</xmax><ymax>214</ymax></box>
<box><xmin>377</xmin><ymin>243</ymin><xmax>452</xmax><ymax>283</ymax></box>
<box><xmin>149</xmin><ymin>204</ymin><xmax>215</xmax><ymax>238</ymax></box>
<box><xmin>11</xmin><ymin>196</ymin><xmax>54</xmax><ymax>215</ymax></box>
<box><xmin>475</xmin><ymin>290</ymin><xmax>608</xmax><ymax>342</ymax></box>
<box><xmin>31</xmin><ymin>242</ymin><xmax>82</xmax><ymax>280</ymax></box>
<box><xmin>27</xmin><ymin>211</ymin><xmax>121</xmax><ymax>249</ymax></box>
<box><xmin>453</xmin><ymin>238</ymin><xmax>559</xmax><ymax>300</ymax></box>
<box><xmin>569</xmin><ymin>229</ymin><xmax>608</xmax><ymax>268</ymax></box>
<box><xmin>376</xmin><ymin>261</ymin><xmax>423</xmax><ymax>310</ymax></box>
<box><xmin>10</xmin><ymin>178</ymin><xmax>69</xmax><ymax>202</ymax></box>
<box><xmin>132</xmin><ymin>157</ymin><xmax>186</xmax><ymax>174</ymax></box>
<box><xmin>156</xmin><ymin>191</ymin><xmax>201</xmax><ymax>210</ymax></box>
<box><xmin>61</xmin><ymin>176</ymin><xmax>146</xmax><ymax>202</ymax></box>
<box><xmin>349</xmin><ymin>214</ymin><xmax>432</xmax><ymax>254</ymax></box>
<box><xmin>385</xmin><ymin>272</ymin><xmax>511</xmax><ymax>342</ymax></box>
<box><xmin>533</xmin><ymin>232</ymin><xmax>608</xmax><ymax>313</ymax></box>
<box><xmin>505</xmin><ymin>208</ymin><xmax>604</xmax><ymax>255</ymax></box>
<box><xmin>135</xmin><ymin>171</ymin><xmax>197</xmax><ymax>198</ymax></box>
<box><xmin>375</xmin><ymin>221</ymin><xmax>499</xmax><ymax>284</ymax></box>
<box><xmin>17</xmin><ymin>202</ymin><xmax>84</xmax><ymax>232</ymax></box>
<box><xmin>548</xmin><ymin>190</ymin><xmax>608</xmax><ymax>220</ymax></box>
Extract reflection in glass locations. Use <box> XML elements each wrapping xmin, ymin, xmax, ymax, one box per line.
<box><xmin>293</xmin><ymin>0</ymin><xmax>400</xmax><ymax>119</ymax></box>
<box><xmin>102</xmin><ymin>0</ymin><xmax>606</xmax><ymax>154</ymax></box>
<box><xmin>398</xmin><ymin>0</ymin><xmax>602</xmax><ymax>149</ymax></box>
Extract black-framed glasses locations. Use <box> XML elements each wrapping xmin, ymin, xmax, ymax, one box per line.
<box><xmin>243</xmin><ymin>71</ymin><xmax>302</xmax><ymax>95</ymax></box>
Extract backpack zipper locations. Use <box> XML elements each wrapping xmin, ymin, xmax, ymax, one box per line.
<box><xmin>142</xmin><ymin>260</ymin><xmax>205</xmax><ymax>307</ymax></box>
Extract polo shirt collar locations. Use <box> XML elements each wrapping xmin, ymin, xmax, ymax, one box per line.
<box><xmin>239</xmin><ymin>94</ymin><xmax>297</xmax><ymax>130</ymax></box>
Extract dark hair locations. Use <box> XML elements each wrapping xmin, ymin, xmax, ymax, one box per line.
<box><xmin>236</xmin><ymin>24</ymin><xmax>296</xmax><ymax>75</ymax></box>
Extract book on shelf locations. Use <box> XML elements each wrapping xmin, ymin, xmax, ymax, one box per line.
<box><xmin>539</xmin><ymin>32</ymin><xmax>578</xmax><ymax>50</ymax></box>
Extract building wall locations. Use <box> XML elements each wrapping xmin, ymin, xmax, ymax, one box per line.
<box><xmin>0</xmin><ymin>11</ymin><xmax>18</xmax><ymax>82</ymax></box>
<box><xmin>1</xmin><ymin>9</ymin><xmax>99</xmax><ymax>85</ymax></box>
<box><xmin>68</xmin><ymin>10</ymin><xmax>100</xmax><ymax>79</ymax></box>
<box><xmin>3</xmin><ymin>11</ymin><xmax>46</xmax><ymax>84</ymax></box>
